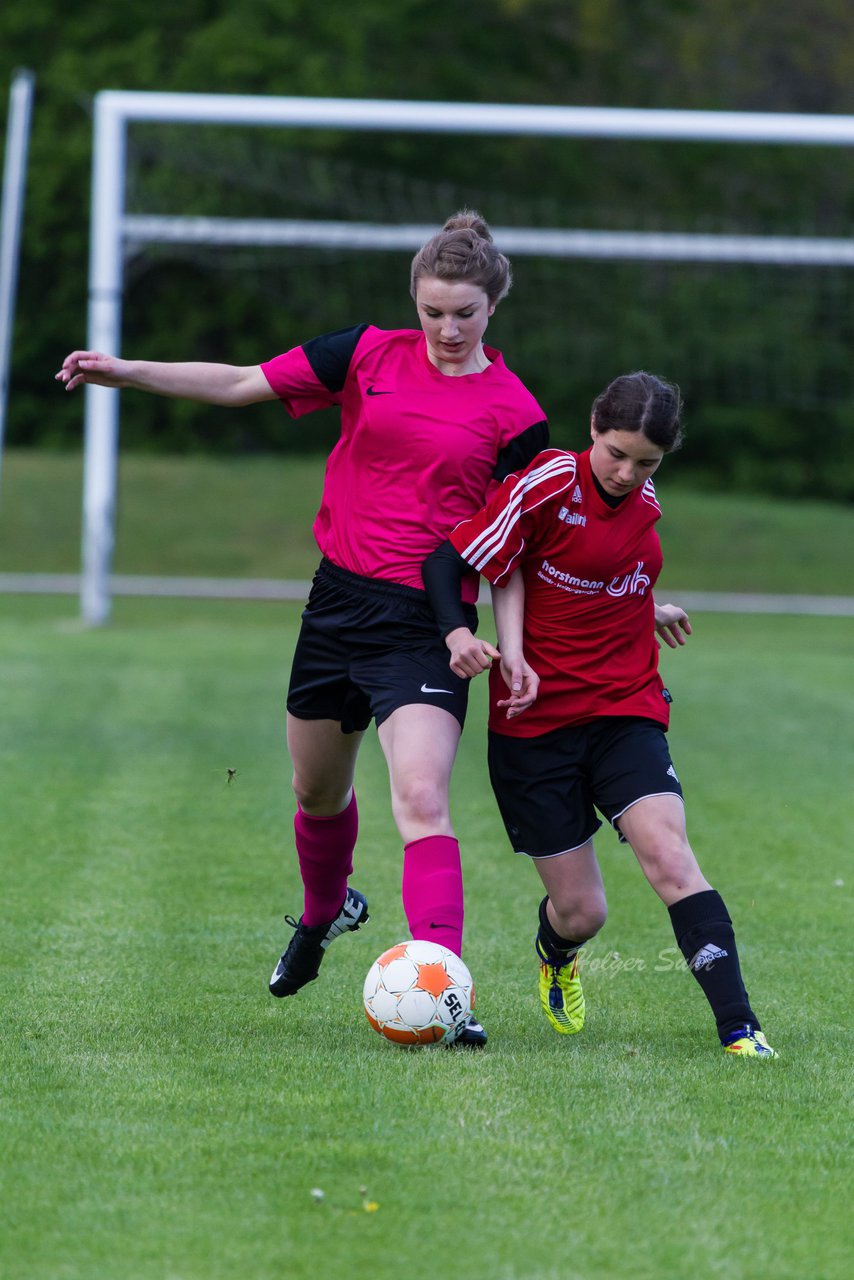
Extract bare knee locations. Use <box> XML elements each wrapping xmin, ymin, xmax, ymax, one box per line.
<box><xmin>549</xmin><ymin>891</ymin><xmax>608</xmax><ymax>944</ymax></box>
<box><xmin>636</xmin><ymin>837</ymin><xmax>710</xmax><ymax>905</ymax></box>
<box><xmin>392</xmin><ymin>775</ymin><xmax>449</xmax><ymax>832</ymax></box>
<box><xmin>292</xmin><ymin>772</ymin><xmax>352</xmax><ymax>816</ymax></box>
<box><xmin>287</xmin><ymin>716</ymin><xmax>361</xmax><ymax>816</ymax></box>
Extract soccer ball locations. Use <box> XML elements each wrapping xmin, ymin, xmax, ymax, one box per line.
<box><xmin>363</xmin><ymin>940</ymin><xmax>474</xmax><ymax>1046</ymax></box>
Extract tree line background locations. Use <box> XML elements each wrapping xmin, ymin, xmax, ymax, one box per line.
<box><xmin>3</xmin><ymin>0</ymin><xmax>854</xmax><ymax>500</ymax></box>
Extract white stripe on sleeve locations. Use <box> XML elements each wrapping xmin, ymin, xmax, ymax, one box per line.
<box><xmin>459</xmin><ymin>453</ymin><xmax>577</xmax><ymax>572</ymax></box>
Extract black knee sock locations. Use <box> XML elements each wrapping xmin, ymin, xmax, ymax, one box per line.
<box><xmin>668</xmin><ymin>889</ymin><xmax>759</xmax><ymax>1041</ymax></box>
<box><xmin>537</xmin><ymin>896</ymin><xmax>584</xmax><ymax>962</ymax></box>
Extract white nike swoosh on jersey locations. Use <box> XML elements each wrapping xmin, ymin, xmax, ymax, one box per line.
<box><xmin>420</xmin><ymin>683</ymin><xmax>454</xmax><ymax>695</ymax></box>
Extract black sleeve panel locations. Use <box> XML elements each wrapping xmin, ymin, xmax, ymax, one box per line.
<box><xmin>421</xmin><ymin>541</ymin><xmax>472</xmax><ymax>638</ymax></box>
<box><xmin>493</xmin><ymin>419</ymin><xmax>549</xmax><ymax>482</ymax></box>
<box><xmin>301</xmin><ymin>324</ymin><xmax>370</xmax><ymax>392</ymax></box>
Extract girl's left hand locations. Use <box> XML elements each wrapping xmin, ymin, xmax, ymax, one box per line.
<box><xmin>445</xmin><ymin>627</ymin><xmax>500</xmax><ymax>678</ymax></box>
<box><xmin>496</xmin><ymin>654</ymin><xmax>540</xmax><ymax>718</ymax></box>
<box><xmin>654</xmin><ymin>603</ymin><xmax>692</xmax><ymax>649</ymax></box>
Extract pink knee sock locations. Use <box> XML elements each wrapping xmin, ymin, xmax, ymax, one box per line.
<box><xmin>295</xmin><ymin>792</ymin><xmax>358</xmax><ymax>926</ymax></box>
<box><xmin>402</xmin><ymin>834</ymin><xmax>464</xmax><ymax>957</ymax></box>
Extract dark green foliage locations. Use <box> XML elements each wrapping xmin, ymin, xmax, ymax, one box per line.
<box><xmin>3</xmin><ymin>1</ymin><xmax>854</xmax><ymax>497</ymax></box>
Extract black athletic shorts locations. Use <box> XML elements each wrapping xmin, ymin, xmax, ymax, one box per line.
<box><xmin>487</xmin><ymin>716</ymin><xmax>684</xmax><ymax>858</ymax></box>
<box><xmin>287</xmin><ymin>558</ymin><xmax>479</xmax><ymax>733</ymax></box>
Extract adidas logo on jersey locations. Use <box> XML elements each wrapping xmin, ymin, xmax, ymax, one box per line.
<box><xmin>571</xmin><ymin>484</ymin><xmax>583</xmax><ymax>504</ymax></box>
<box><xmin>558</xmin><ymin>505</ymin><xmax>587</xmax><ymax>527</ymax></box>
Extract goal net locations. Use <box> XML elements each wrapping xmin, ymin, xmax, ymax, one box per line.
<box><xmin>81</xmin><ymin>94</ymin><xmax>854</xmax><ymax>622</ymax></box>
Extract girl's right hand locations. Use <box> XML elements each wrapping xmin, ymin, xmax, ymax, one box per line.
<box><xmin>55</xmin><ymin>351</ymin><xmax>130</xmax><ymax>392</ymax></box>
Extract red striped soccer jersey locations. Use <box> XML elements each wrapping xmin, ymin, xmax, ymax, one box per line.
<box><xmin>449</xmin><ymin>447</ymin><xmax>670</xmax><ymax>736</ymax></box>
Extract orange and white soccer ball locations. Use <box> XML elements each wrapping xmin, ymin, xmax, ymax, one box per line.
<box><xmin>363</xmin><ymin>940</ymin><xmax>474</xmax><ymax>1046</ymax></box>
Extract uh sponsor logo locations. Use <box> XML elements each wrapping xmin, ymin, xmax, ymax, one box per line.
<box><xmin>606</xmin><ymin>560</ymin><xmax>652</xmax><ymax>598</ymax></box>
<box><xmin>539</xmin><ymin>558</ymin><xmax>651</xmax><ymax>597</ymax></box>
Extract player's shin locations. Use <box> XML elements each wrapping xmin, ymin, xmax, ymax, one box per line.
<box><xmin>295</xmin><ymin>792</ymin><xmax>358</xmax><ymax>926</ymax></box>
<box><xmin>667</xmin><ymin>888</ymin><xmax>761</xmax><ymax>1042</ymax></box>
<box><xmin>402</xmin><ymin>834</ymin><xmax>464</xmax><ymax>958</ymax></box>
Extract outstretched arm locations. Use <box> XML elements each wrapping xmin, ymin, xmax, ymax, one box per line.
<box><xmin>654</xmin><ymin>601</ymin><xmax>692</xmax><ymax>649</ymax></box>
<box><xmin>491</xmin><ymin>570</ymin><xmax>539</xmax><ymax>719</ymax></box>
<box><xmin>55</xmin><ymin>351</ymin><xmax>276</xmax><ymax>407</ymax></box>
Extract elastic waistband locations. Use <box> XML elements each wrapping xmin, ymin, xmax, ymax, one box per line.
<box><xmin>316</xmin><ymin>557</ymin><xmax>432</xmax><ymax>604</ymax></box>
<box><xmin>316</xmin><ymin>557</ymin><xmax>477</xmax><ymax>621</ymax></box>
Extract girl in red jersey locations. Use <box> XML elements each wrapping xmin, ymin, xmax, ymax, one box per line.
<box><xmin>56</xmin><ymin>212</ymin><xmax>547</xmax><ymax>1047</ymax></box>
<box><xmin>422</xmin><ymin>372</ymin><xmax>775</xmax><ymax>1057</ymax></box>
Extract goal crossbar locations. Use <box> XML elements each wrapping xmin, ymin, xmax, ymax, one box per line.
<box><xmin>123</xmin><ymin>215</ymin><xmax>854</xmax><ymax>266</ymax></box>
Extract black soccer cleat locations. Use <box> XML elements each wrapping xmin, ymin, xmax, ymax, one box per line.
<box><xmin>269</xmin><ymin>887</ymin><xmax>370</xmax><ymax>997</ymax></box>
<box><xmin>449</xmin><ymin>1014</ymin><xmax>488</xmax><ymax>1049</ymax></box>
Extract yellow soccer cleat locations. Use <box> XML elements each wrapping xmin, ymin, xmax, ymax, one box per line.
<box><xmin>536</xmin><ymin>937</ymin><xmax>585</xmax><ymax>1035</ymax></box>
<box><xmin>722</xmin><ymin>1025</ymin><xmax>777</xmax><ymax>1058</ymax></box>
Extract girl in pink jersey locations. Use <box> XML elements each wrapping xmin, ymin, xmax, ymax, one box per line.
<box><xmin>56</xmin><ymin>212</ymin><xmax>548</xmax><ymax>1047</ymax></box>
<box><xmin>423</xmin><ymin>372</ymin><xmax>775</xmax><ymax>1057</ymax></box>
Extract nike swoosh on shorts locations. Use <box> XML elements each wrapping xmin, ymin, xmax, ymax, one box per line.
<box><xmin>420</xmin><ymin>683</ymin><xmax>453</xmax><ymax>695</ymax></box>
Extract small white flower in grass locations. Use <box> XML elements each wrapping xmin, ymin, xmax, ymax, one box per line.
<box><xmin>834</xmin><ymin>878</ymin><xmax>844</xmax><ymax>887</ymax></box>
<box><xmin>310</xmin><ymin>1188</ymin><xmax>324</xmax><ymax>1203</ymax></box>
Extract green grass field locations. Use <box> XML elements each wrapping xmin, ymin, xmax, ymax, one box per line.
<box><xmin>1</xmin><ymin>585</ymin><xmax>851</xmax><ymax>1279</ymax></box>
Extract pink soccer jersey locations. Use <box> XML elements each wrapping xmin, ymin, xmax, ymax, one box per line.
<box><xmin>449</xmin><ymin>447</ymin><xmax>670</xmax><ymax>736</ymax></box>
<box><xmin>261</xmin><ymin>326</ymin><xmax>547</xmax><ymax>602</ymax></box>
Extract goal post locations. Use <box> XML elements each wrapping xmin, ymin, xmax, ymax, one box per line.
<box><xmin>0</xmin><ymin>68</ymin><xmax>35</xmax><ymax>492</ymax></box>
<box><xmin>81</xmin><ymin>91</ymin><xmax>854</xmax><ymax>625</ymax></box>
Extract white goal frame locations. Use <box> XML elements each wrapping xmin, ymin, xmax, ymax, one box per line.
<box><xmin>81</xmin><ymin>91</ymin><xmax>854</xmax><ymax>624</ymax></box>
